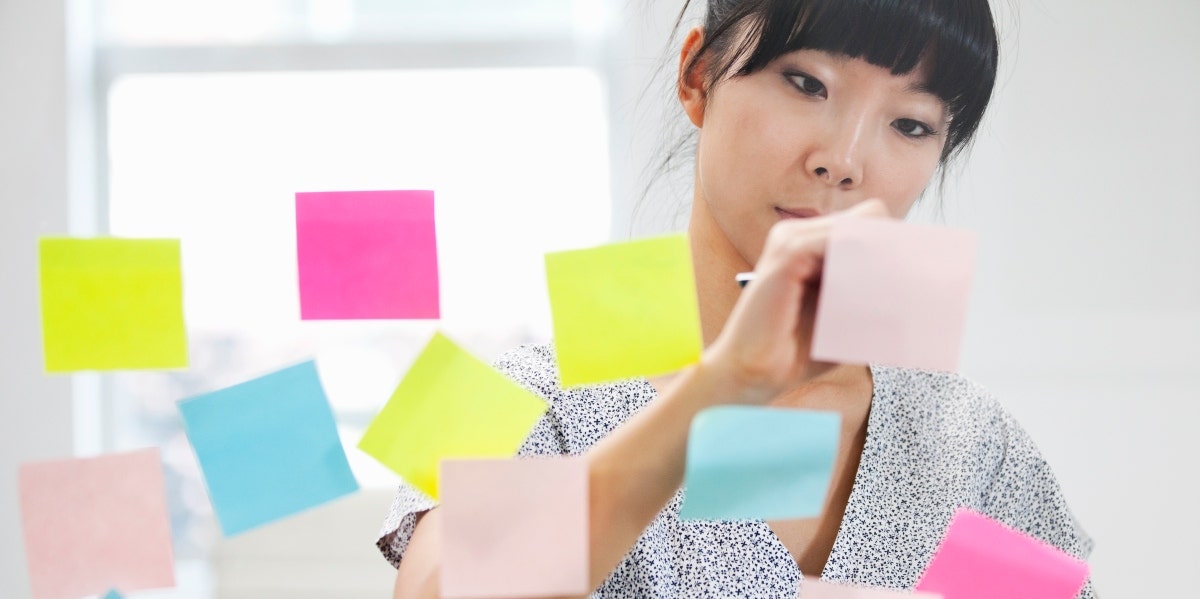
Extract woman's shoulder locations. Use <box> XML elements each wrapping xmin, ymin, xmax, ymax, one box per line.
<box><xmin>493</xmin><ymin>342</ymin><xmax>657</xmax><ymax>452</ymax></box>
<box><xmin>492</xmin><ymin>342</ymin><xmax>563</xmax><ymax>396</ymax></box>
<box><xmin>868</xmin><ymin>364</ymin><xmax>1017</xmax><ymax>455</ymax></box>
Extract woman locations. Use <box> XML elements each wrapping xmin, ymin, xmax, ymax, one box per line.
<box><xmin>380</xmin><ymin>0</ymin><xmax>1095</xmax><ymax>597</ymax></box>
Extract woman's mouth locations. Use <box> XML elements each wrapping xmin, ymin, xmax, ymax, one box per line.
<box><xmin>775</xmin><ymin>207</ymin><xmax>821</xmax><ymax>219</ymax></box>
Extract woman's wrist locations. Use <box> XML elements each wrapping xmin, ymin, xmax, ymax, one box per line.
<box><xmin>690</xmin><ymin>349</ymin><xmax>779</xmax><ymax>407</ymax></box>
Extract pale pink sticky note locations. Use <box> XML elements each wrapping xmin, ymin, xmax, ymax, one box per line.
<box><xmin>811</xmin><ymin>217</ymin><xmax>977</xmax><ymax>372</ymax></box>
<box><xmin>798</xmin><ymin>578</ymin><xmax>942</xmax><ymax>598</ymax></box>
<box><xmin>916</xmin><ymin>508</ymin><xmax>1090</xmax><ymax>599</ymax></box>
<box><xmin>18</xmin><ymin>449</ymin><xmax>176</xmax><ymax>599</ymax></box>
<box><xmin>439</xmin><ymin>457</ymin><xmax>589</xmax><ymax>599</ymax></box>
<box><xmin>296</xmin><ymin>190</ymin><xmax>440</xmax><ymax>320</ymax></box>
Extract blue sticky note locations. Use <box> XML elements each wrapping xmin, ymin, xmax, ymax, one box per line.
<box><xmin>680</xmin><ymin>406</ymin><xmax>840</xmax><ymax>521</ymax></box>
<box><xmin>178</xmin><ymin>361</ymin><xmax>359</xmax><ymax>536</ymax></box>
<box><xmin>102</xmin><ymin>591</ymin><xmax>123</xmax><ymax>599</ymax></box>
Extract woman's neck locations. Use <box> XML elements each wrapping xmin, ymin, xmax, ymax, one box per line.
<box><xmin>687</xmin><ymin>198</ymin><xmax>750</xmax><ymax>348</ymax></box>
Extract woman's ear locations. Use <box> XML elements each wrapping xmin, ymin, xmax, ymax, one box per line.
<box><xmin>677</xmin><ymin>27</ymin><xmax>708</xmax><ymax>128</ymax></box>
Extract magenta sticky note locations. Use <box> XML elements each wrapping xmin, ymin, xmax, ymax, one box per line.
<box><xmin>296</xmin><ymin>190</ymin><xmax>440</xmax><ymax>320</ymax></box>
<box><xmin>811</xmin><ymin>217</ymin><xmax>977</xmax><ymax>372</ymax></box>
<box><xmin>798</xmin><ymin>578</ymin><xmax>942</xmax><ymax>598</ymax></box>
<box><xmin>915</xmin><ymin>508</ymin><xmax>1089</xmax><ymax>599</ymax></box>
<box><xmin>440</xmin><ymin>457</ymin><xmax>589</xmax><ymax>598</ymax></box>
<box><xmin>18</xmin><ymin>449</ymin><xmax>176</xmax><ymax>599</ymax></box>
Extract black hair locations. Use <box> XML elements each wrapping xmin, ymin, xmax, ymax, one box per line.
<box><xmin>634</xmin><ymin>0</ymin><xmax>1000</xmax><ymax>233</ymax></box>
<box><xmin>682</xmin><ymin>0</ymin><xmax>999</xmax><ymax>162</ymax></box>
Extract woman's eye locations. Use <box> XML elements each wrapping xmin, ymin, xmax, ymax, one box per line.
<box><xmin>787</xmin><ymin>72</ymin><xmax>827</xmax><ymax>98</ymax></box>
<box><xmin>894</xmin><ymin>118</ymin><xmax>936</xmax><ymax>139</ymax></box>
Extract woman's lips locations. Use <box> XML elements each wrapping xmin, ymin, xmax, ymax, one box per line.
<box><xmin>775</xmin><ymin>207</ymin><xmax>821</xmax><ymax>219</ymax></box>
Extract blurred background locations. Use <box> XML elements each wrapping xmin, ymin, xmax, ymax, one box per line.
<box><xmin>1</xmin><ymin>0</ymin><xmax>1197</xmax><ymax>597</ymax></box>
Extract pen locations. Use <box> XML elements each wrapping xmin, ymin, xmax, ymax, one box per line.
<box><xmin>735</xmin><ymin>272</ymin><xmax>755</xmax><ymax>288</ymax></box>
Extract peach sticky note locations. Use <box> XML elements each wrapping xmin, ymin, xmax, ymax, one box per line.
<box><xmin>915</xmin><ymin>508</ymin><xmax>1090</xmax><ymax>599</ymax></box>
<box><xmin>798</xmin><ymin>578</ymin><xmax>942</xmax><ymax>598</ymax></box>
<box><xmin>18</xmin><ymin>449</ymin><xmax>176</xmax><ymax>599</ymax></box>
<box><xmin>440</xmin><ymin>458</ymin><xmax>589</xmax><ymax>598</ymax></box>
<box><xmin>810</xmin><ymin>217</ymin><xmax>977</xmax><ymax>372</ymax></box>
<box><xmin>545</xmin><ymin>233</ymin><xmax>702</xmax><ymax>387</ymax></box>
<box><xmin>38</xmin><ymin>237</ymin><xmax>188</xmax><ymax>372</ymax></box>
<box><xmin>357</xmin><ymin>332</ymin><xmax>547</xmax><ymax>499</ymax></box>
<box><xmin>296</xmin><ymin>190</ymin><xmax>440</xmax><ymax>319</ymax></box>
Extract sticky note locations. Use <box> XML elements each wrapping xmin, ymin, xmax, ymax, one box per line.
<box><xmin>810</xmin><ymin>218</ymin><xmax>977</xmax><ymax>372</ymax></box>
<box><xmin>178</xmin><ymin>361</ymin><xmax>359</xmax><ymax>536</ymax></box>
<box><xmin>357</xmin><ymin>332</ymin><xmax>547</xmax><ymax>500</ymax></box>
<box><xmin>38</xmin><ymin>237</ymin><xmax>188</xmax><ymax>372</ymax></box>
<box><xmin>545</xmin><ymin>234</ymin><xmax>702</xmax><ymax>387</ymax></box>
<box><xmin>915</xmin><ymin>508</ymin><xmax>1090</xmax><ymax>599</ymax></box>
<box><xmin>440</xmin><ymin>458</ymin><xmax>588</xmax><ymax>598</ymax></box>
<box><xmin>296</xmin><ymin>190</ymin><xmax>440</xmax><ymax>320</ymax></box>
<box><xmin>680</xmin><ymin>406</ymin><xmax>840</xmax><ymax>521</ymax></box>
<box><xmin>798</xmin><ymin>578</ymin><xmax>942</xmax><ymax>598</ymax></box>
<box><xmin>18</xmin><ymin>449</ymin><xmax>175</xmax><ymax>599</ymax></box>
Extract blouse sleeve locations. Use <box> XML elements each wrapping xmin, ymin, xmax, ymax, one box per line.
<box><xmin>982</xmin><ymin>410</ymin><xmax>1097</xmax><ymax>598</ymax></box>
<box><xmin>375</xmin><ymin>345</ymin><xmax>571</xmax><ymax>568</ymax></box>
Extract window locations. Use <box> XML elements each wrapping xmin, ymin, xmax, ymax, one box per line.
<box><xmin>89</xmin><ymin>3</ymin><xmax>615</xmax><ymax>596</ymax></box>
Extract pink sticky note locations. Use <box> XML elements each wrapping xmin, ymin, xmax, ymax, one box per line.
<box><xmin>296</xmin><ymin>190</ymin><xmax>440</xmax><ymax>319</ymax></box>
<box><xmin>916</xmin><ymin>508</ymin><xmax>1090</xmax><ymax>599</ymax></box>
<box><xmin>811</xmin><ymin>217</ymin><xmax>977</xmax><ymax>372</ymax></box>
<box><xmin>440</xmin><ymin>457</ymin><xmax>589</xmax><ymax>599</ymax></box>
<box><xmin>799</xmin><ymin>578</ymin><xmax>942</xmax><ymax>598</ymax></box>
<box><xmin>18</xmin><ymin>449</ymin><xmax>176</xmax><ymax>599</ymax></box>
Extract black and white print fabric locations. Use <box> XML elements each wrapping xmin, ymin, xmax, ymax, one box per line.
<box><xmin>378</xmin><ymin>344</ymin><xmax>1095</xmax><ymax>598</ymax></box>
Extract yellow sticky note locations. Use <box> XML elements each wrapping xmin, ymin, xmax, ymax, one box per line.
<box><xmin>39</xmin><ymin>238</ymin><xmax>188</xmax><ymax>372</ymax></box>
<box><xmin>357</xmin><ymin>332</ymin><xmax>547</xmax><ymax>500</ymax></box>
<box><xmin>545</xmin><ymin>234</ymin><xmax>702</xmax><ymax>387</ymax></box>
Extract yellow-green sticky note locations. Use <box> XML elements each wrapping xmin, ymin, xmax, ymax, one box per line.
<box><xmin>545</xmin><ymin>234</ymin><xmax>702</xmax><ymax>387</ymax></box>
<box><xmin>357</xmin><ymin>332</ymin><xmax>547</xmax><ymax>500</ymax></box>
<box><xmin>39</xmin><ymin>237</ymin><xmax>188</xmax><ymax>372</ymax></box>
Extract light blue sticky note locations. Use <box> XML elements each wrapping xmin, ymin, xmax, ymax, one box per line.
<box><xmin>102</xmin><ymin>591</ymin><xmax>123</xmax><ymax>599</ymax></box>
<box><xmin>178</xmin><ymin>361</ymin><xmax>359</xmax><ymax>536</ymax></box>
<box><xmin>679</xmin><ymin>406</ymin><xmax>840</xmax><ymax>521</ymax></box>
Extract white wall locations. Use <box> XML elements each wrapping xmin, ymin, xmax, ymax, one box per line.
<box><xmin>950</xmin><ymin>1</ymin><xmax>1200</xmax><ymax>596</ymax></box>
<box><xmin>0</xmin><ymin>1</ymin><xmax>73</xmax><ymax>598</ymax></box>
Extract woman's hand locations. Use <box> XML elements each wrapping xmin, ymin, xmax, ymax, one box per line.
<box><xmin>703</xmin><ymin>198</ymin><xmax>889</xmax><ymax>404</ymax></box>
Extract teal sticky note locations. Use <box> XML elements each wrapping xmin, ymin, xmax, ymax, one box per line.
<box><xmin>680</xmin><ymin>406</ymin><xmax>840</xmax><ymax>521</ymax></box>
<box><xmin>178</xmin><ymin>361</ymin><xmax>359</xmax><ymax>536</ymax></box>
<box><xmin>102</xmin><ymin>591</ymin><xmax>123</xmax><ymax>599</ymax></box>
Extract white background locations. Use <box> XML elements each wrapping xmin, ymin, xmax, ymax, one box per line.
<box><xmin>2</xmin><ymin>0</ymin><xmax>1198</xmax><ymax>597</ymax></box>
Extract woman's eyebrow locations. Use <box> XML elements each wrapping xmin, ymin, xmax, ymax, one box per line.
<box><xmin>904</xmin><ymin>80</ymin><xmax>941</xmax><ymax>101</ymax></box>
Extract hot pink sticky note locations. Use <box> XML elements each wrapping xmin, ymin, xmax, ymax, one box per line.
<box><xmin>439</xmin><ymin>457</ymin><xmax>589</xmax><ymax>599</ymax></box>
<box><xmin>18</xmin><ymin>449</ymin><xmax>176</xmax><ymax>599</ymax></box>
<box><xmin>916</xmin><ymin>508</ymin><xmax>1090</xmax><ymax>599</ymax></box>
<box><xmin>296</xmin><ymin>190</ymin><xmax>440</xmax><ymax>319</ymax></box>
<box><xmin>811</xmin><ymin>217</ymin><xmax>977</xmax><ymax>372</ymax></box>
<box><xmin>798</xmin><ymin>578</ymin><xmax>942</xmax><ymax>598</ymax></box>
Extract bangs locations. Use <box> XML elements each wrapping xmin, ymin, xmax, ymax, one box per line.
<box><xmin>701</xmin><ymin>0</ymin><xmax>999</xmax><ymax>159</ymax></box>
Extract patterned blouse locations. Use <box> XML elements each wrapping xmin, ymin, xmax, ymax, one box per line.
<box><xmin>377</xmin><ymin>343</ymin><xmax>1096</xmax><ymax>598</ymax></box>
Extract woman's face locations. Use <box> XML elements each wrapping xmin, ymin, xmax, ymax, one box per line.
<box><xmin>679</xmin><ymin>29</ymin><xmax>949</xmax><ymax>266</ymax></box>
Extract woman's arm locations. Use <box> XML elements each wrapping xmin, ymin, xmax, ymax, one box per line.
<box><xmin>392</xmin><ymin>200</ymin><xmax>889</xmax><ymax>598</ymax></box>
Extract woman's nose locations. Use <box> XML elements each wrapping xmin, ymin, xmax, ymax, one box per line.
<box><xmin>805</xmin><ymin>114</ymin><xmax>867</xmax><ymax>188</ymax></box>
